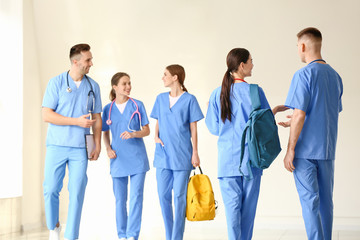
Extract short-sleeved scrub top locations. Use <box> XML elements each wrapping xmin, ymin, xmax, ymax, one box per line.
<box><xmin>150</xmin><ymin>92</ymin><xmax>204</xmax><ymax>171</ymax></box>
<box><xmin>206</xmin><ymin>83</ymin><xmax>271</xmax><ymax>178</ymax></box>
<box><xmin>102</xmin><ymin>99</ymin><xmax>150</xmax><ymax>177</ymax></box>
<box><xmin>42</xmin><ymin>71</ymin><xmax>102</xmax><ymax>148</ymax></box>
<box><xmin>285</xmin><ymin>63</ymin><xmax>343</xmax><ymax>160</ymax></box>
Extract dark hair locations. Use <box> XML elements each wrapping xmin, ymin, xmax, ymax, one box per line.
<box><xmin>166</xmin><ymin>64</ymin><xmax>188</xmax><ymax>92</ymax></box>
<box><xmin>109</xmin><ymin>72</ymin><xmax>130</xmax><ymax>101</ymax></box>
<box><xmin>220</xmin><ymin>48</ymin><xmax>250</xmax><ymax>123</ymax></box>
<box><xmin>69</xmin><ymin>43</ymin><xmax>91</xmax><ymax>60</ymax></box>
<box><xmin>297</xmin><ymin>27</ymin><xmax>322</xmax><ymax>41</ymax></box>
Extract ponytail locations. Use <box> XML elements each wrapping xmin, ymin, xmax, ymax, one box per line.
<box><xmin>220</xmin><ymin>70</ymin><xmax>234</xmax><ymax>123</ymax></box>
<box><xmin>109</xmin><ymin>89</ymin><xmax>116</xmax><ymax>101</ymax></box>
<box><xmin>181</xmin><ymin>83</ymin><xmax>188</xmax><ymax>92</ymax></box>
<box><xmin>220</xmin><ymin>48</ymin><xmax>250</xmax><ymax>123</ymax></box>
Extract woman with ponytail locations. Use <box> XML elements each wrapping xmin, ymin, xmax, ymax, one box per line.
<box><xmin>102</xmin><ymin>72</ymin><xmax>150</xmax><ymax>240</ymax></box>
<box><xmin>205</xmin><ymin>49</ymin><xmax>287</xmax><ymax>240</ymax></box>
<box><xmin>150</xmin><ymin>64</ymin><xmax>204</xmax><ymax>240</ymax></box>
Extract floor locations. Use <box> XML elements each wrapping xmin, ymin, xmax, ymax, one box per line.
<box><xmin>1</xmin><ymin>228</ymin><xmax>360</xmax><ymax>240</ymax></box>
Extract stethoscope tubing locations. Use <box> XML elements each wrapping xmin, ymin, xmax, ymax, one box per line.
<box><xmin>106</xmin><ymin>97</ymin><xmax>142</xmax><ymax>132</ymax></box>
<box><xmin>66</xmin><ymin>71</ymin><xmax>95</xmax><ymax>113</ymax></box>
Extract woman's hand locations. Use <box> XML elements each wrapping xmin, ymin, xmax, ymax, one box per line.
<box><xmin>106</xmin><ymin>148</ymin><xmax>116</xmax><ymax>159</ymax></box>
<box><xmin>192</xmin><ymin>152</ymin><xmax>200</xmax><ymax>167</ymax></box>
<box><xmin>272</xmin><ymin>105</ymin><xmax>289</xmax><ymax>115</ymax></box>
<box><xmin>120</xmin><ymin>131</ymin><xmax>135</xmax><ymax>140</ymax></box>
<box><xmin>155</xmin><ymin>136</ymin><xmax>164</xmax><ymax>147</ymax></box>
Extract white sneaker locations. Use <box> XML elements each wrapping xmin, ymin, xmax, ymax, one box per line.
<box><xmin>49</xmin><ymin>225</ymin><xmax>61</xmax><ymax>240</ymax></box>
<box><xmin>127</xmin><ymin>237</ymin><xmax>136</xmax><ymax>240</ymax></box>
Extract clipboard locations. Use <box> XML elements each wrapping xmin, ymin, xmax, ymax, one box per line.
<box><xmin>85</xmin><ymin>134</ymin><xmax>95</xmax><ymax>159</ymax></box>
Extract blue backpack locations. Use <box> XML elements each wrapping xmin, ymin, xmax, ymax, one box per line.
<box><xmin>239</xmin><ymin>84</ymin><xmax>281</xmax><ymax>179</ymax></box>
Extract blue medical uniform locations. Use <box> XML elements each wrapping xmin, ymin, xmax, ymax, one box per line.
<box><xmin>285</xmin><ymin>62</ymin><xmax>343</xmax><ymax>240</ymax></box>
<box><xmin>206</xmin><ymin>83</ymin><xmax>271</xmax><ymax>240</ymax></box>
<box><xmin>42</xmin><ymin>71</ymin><xmax>102</xmax><ymax>240</ymax></box>
<box><xmin>150</xmin><ymin>92</ymin><xmax>204</xmax><ymax>240</ymax></box>
<box><xmin>102</xmin><ymin>98</ymin><xmax>150</xmax><ymax>240</ymax></box>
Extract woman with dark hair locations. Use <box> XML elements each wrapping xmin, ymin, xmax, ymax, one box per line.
<box><xmin>205</xmin><ymin>48</ymin><xmax>287</xmax><ymax>240</ymax></box>
<box><xmin>102</xmin><ymin>72</ymin><xmax>150</xmax><ymax>240</ymax></box>
<box><xmin>150</xmin><ymin>64</ymin><xmax>204</xmax><ymax>240</ymax></box>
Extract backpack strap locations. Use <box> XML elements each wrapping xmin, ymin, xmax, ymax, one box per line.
<box><xmin>239</xmin><ymin>123</ymin><xmax>254</xmax><ymax>179</ymax></box>
<box><xmin>250</xmin><ymin>84</ymin><xmax>261</xmax><ymax>111</ymax></box>
<box><xmin>239</xmin><ymin>123</ymin><xmax>249</xmax><ymax>168</ymax></box>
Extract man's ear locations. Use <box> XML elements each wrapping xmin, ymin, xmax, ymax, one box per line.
<box><xmin>300</xmin><ymin>43</ymin><xmax>306</xmax><ymax>53</ymax></box>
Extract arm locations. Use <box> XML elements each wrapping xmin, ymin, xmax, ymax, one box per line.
<box><xmin>190</xmin><ymin>121</ymin><xmax>200</xmax><ymax>167</ymax></box>
<box><xmin>154</xmin><ymin>120</ymin><xmax>164</xmax><ymax>146</ymax></box>
<box><xmin>42</xmin><ymin>107</ymin><xmax>95</xmax><ymax>128</ymax></box>
<box><xmin>89</xmin><ymin>113</ymin><xmax>102</xmax><ymax>161</ymax></box>
<box><xmin>120</xmin><ymin>124</ymin><xmax>150</xmax><ymax>140</ymax></box>
<box><xmin>283</xmin><ymin>108</ymin><xmax>306</xmax><ymax>172</ymax></box>
<box><xmin>103</xmin><ymin>130</ymin><xmax>116</xmax><ymax>159</ymax></box>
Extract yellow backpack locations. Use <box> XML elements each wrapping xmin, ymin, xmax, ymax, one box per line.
<box><xmin>186</xmin><ymin>167</ymin><xmax>216</xmax><ymax>221</ymax></box>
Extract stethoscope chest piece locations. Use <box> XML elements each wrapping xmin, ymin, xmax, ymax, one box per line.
<box><xmin>66</xmin><ymin>87</ymin><xmax>72</xmax><ymax>93</ymax></box>
<box><xmin>106</xmin><ymin>119</ymin><xmax>112</xmax><ymax>125</ymax></box>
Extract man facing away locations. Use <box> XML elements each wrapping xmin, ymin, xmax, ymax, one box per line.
<box><xmin>42</xmin><ymin>43</ymin><xmax>102</xmax><ymax>240</ymax></box>
<box><xmin>280</xmin><ymin>27</ymin><xmax>343</xmax><ymax>240</ymax></box>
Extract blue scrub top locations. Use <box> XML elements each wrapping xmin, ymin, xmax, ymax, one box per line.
<box><xmin>102</xmin><ymin>98</ymin><xmax>150</xmax><ymax>177</ymax></box>
<box><xmin>285</xmin><ymin>63</ymin><xmax>343</xmax><ymax>160</ymax></box>
<box><xmin>206</xmin><ymin>83</ymin><xmax>271</xmax><ymax>178</ymax></box>
<box><xmin>150</xmin><ymin>92</ymin><xmax>204</xmax><ymax>171</ymax></box>
<box><xmin>42</xmin><ymin>71</ymin><xmax>102</xmax><ymax>148</ymax></box>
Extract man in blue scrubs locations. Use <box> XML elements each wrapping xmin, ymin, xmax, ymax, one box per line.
<box><xmin>42</xmin><ymin>44</ymin><xmax>102</xmax><ymax>240</ymax></box>
<box><xmin>281</xmin><ymin>28</ymin><xmax>343</xmax><ymax>240</ymax></box>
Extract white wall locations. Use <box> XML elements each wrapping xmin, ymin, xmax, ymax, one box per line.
<box><xmin>0</xmin><ymin>0</ymin><xmax>22</xmax><ymax>199</ymax></box>
<box><xmin>21</xmin><ymin>0</ymin><xmax>360</xmax><ymax>235</ymax></box>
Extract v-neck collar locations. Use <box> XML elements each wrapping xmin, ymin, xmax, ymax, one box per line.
<box><xmin>115</xmin><ymin>100</ymin><xmax>129</xmax><ymax>115</ymax></box>
<box><xmin>68</xmin><ymin>74</ymin><xmax>85</xmax><ymax>93</ymax></box>
<box><xmin>168</xmin><ymin>91</ymin><xmax>187</xmax><ymax>112</ymax></box>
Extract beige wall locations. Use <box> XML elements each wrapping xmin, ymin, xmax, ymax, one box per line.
<box><xmin>17</xmin><ymin>0</ymin><xmax>360</xmax><ymax>234</ymax></box>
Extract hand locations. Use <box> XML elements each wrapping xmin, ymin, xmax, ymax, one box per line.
<box><xmin>106</xmin><ymin>148</ymin><xmax>117</xmax><ymax>159</ymax></box>
<box><xmin>278</xmin><ymin>115</ymin><xmax>292</xmax><ymax>128</ymax></box>
<box><xmin>120</xmin><ymin>131</ymin><xmax>135</xmax><ymax>140</ymax></box>
<box><xmin>77</xmin><ymin>114</ymin><xmax>96</xmax><ymax>128</ymax></box>
<box><xmin>272</xmin><ymin>105</ymin><xmax>289</xmax><ymax>115</ymax></box>
<box><xmin>284</xmin><ymin>149</ymin><xmax>295</xmax><ymax>172</ymax></box>
<box><xmin>89</xmin><ymin>146</ymin><xmax>101</xmax><ymax>161</ymax></box>
<box><xmin>191</xmin><ymin>152</ymin><xmax>200</xmax><ymax>167</ymax></box>
<box><xmin>155</xmin><ymin>136</ymin><xmax>164</xmax><ymax>147</ymax></box>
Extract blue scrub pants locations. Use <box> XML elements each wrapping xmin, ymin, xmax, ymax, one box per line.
<box><xmin>112</xmin><ymin>173</ymin><xmax>146</xmax><ymax>240</ymax></box>
<box><xmin>156</xmin><ymin>168</ymin><xmax>191</xmax><ymax>240</ymax></box>
<box><xmin>218</xmin><ymin>174</ymin><xmax>261</xmax><ymax>240</ymax></box>
<box><xmin>43</xmin><ymin>145</ymin><xmax>88</xmax><ymax>240</ymax></box>
<box><xmin>293</xmin><ymin>158</ymin><xmax>334</xmax><ymax>240</ymax></box>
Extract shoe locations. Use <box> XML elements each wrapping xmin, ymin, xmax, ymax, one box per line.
<box><xmin>49</xmin><ymin>225</ymin><xmax>61</xmax><ymax>240</ymax></box>
<box><xmin>127</xmin><ymin>237</ymin><xmax>136</xmax><ymax>240</ymax></box>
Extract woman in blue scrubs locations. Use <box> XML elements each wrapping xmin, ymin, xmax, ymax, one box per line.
<box><xmin>150</xmin><ymin>64</ymin><xmax>204</xmax><ymax>240</ymax></box>
<box><xmin>205</xmin><ymin>48</ymin><xmax>287</xmax><ymax>240</ymax></box>
<box><xmin>102</xmin><ymin>72</ymin><xmax>150</xmax><ymax>240</ymax></box>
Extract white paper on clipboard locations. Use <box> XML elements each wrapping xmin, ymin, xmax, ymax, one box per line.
<box><xmin>85</xmin><ymin>134</ymin><xmax>95</xmax><ymax>159</ymax></box>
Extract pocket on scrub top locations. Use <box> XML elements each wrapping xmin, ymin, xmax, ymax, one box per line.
<box><xmin>155</xmin><ymin>143</ymin><xmax>166</xmax><ymax>158</ymax></box>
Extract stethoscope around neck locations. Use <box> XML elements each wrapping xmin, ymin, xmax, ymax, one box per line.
<box><xmin>66</xmin><ymin>71</ymin><xmax>95</xmax><ymax>113</ymax></box>
<box><xmin>106</xmin><ymin>97</ymin><xmax>142</xmax><ymax>132</ymax></box>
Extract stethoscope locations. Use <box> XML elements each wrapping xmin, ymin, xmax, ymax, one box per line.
<box><xmin>66</xmin><ymin>71</ymin><xmax>95</xmax><ymax>113</ymax></box>
<box><xmin>308</xmin><ymin>59</ymin><xmax>326</xmax><ymax>65</ymax></box>
<box><xmin>106</xmin><ymin>97</ymin><xmax>142</xmax><ymax>132</ymax></box>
